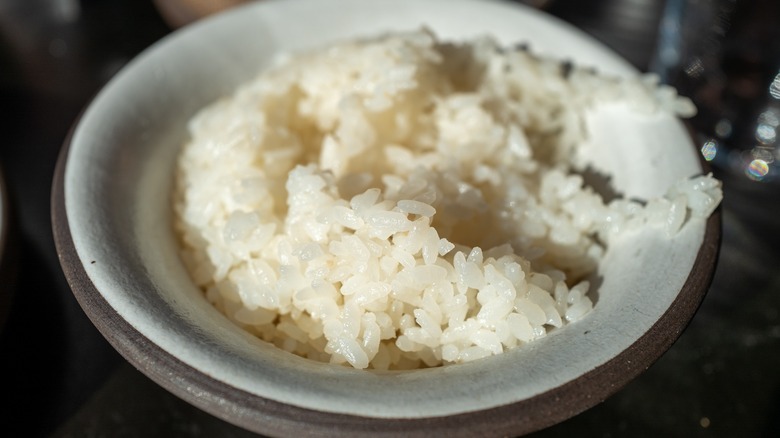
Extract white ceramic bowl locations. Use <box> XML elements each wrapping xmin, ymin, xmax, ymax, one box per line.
<box><xmin>52</xmin><ymin>0</ymin><xmax>721</xmax><ymax>436</ymax></box>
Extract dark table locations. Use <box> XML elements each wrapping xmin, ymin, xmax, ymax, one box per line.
<box><xmin>1</xmin><ymin>1</ymin><xmax>778</xmax><ymax>436</ymax></box>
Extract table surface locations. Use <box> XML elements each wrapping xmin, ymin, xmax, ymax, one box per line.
<box><xmin>1</xmin><ymin>1</ymin><xmax>779</xmax><ymax>437</ymax></box>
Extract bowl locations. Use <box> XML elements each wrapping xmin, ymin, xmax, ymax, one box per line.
<box><xmin>51</xmin><ymin>0</ymin><xmax>721</xmax><ymax>436</ymax></box>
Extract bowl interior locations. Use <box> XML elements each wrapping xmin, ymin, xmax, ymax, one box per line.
<box><xmin>61</xmin><ymin>0</ymin><xmax>710</xmax><ymax>424</ymax></box>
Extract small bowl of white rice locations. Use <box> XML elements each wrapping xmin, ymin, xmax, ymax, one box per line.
<box><xmin>52</xmin><ymin>0</ymin><xmax>722</xmax><ymax>436</ymax></box>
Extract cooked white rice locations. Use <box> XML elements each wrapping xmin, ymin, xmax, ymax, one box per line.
<box><xmin>173</xmin><ymin>29</ymin><xmax>722</xmax><ymax>370</ymax></box>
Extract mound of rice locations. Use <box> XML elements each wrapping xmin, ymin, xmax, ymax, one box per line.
<box><xmin>173</xmin><ymin>29</ymin><xmax>722</xmax><ymax>370</ymax></box>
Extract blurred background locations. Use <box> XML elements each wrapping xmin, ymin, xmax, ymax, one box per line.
<box><xmin>1</xmin><ymin>0</ymin><xmax>779</xmax><ymax>436</ymax></box>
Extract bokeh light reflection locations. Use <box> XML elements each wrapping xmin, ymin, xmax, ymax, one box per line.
<box><xmin>745</xmin><ymin>159</ymin><xmax>770</xmax><ymax>181</ymax></box>
<box><xmin>770</xmin><ymin>72</ymin><xmax>780</xmax><ymax>100</ymax></box>
<box><xmin>714</xmin><ymin>119</ymin><xmax>732</xmax><ymax>138</ymax></box>
<box><xmin>756</xmin><ymin>123</ymin><xmax>777</xmax><ymax>144</ymax></box>
<box><xmin>752</xmin><ymin>146</ymin><xmax>775</xmax><ymax>163</ymax></box>
<box><xmin>758</xmin><ymin>108</ymin><xmax>780</xmax><ymax>127</ymax></box>
<box><xmin>701</xmin><ymin>140</ymin><xmax>718</xmax><ymax>161</ymax></box>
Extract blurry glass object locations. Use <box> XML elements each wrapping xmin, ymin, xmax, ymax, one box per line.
<box><xmin>652</xmin><ymin>0</ymin><xmax>780</xmax><ymax>182</ymax></box>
